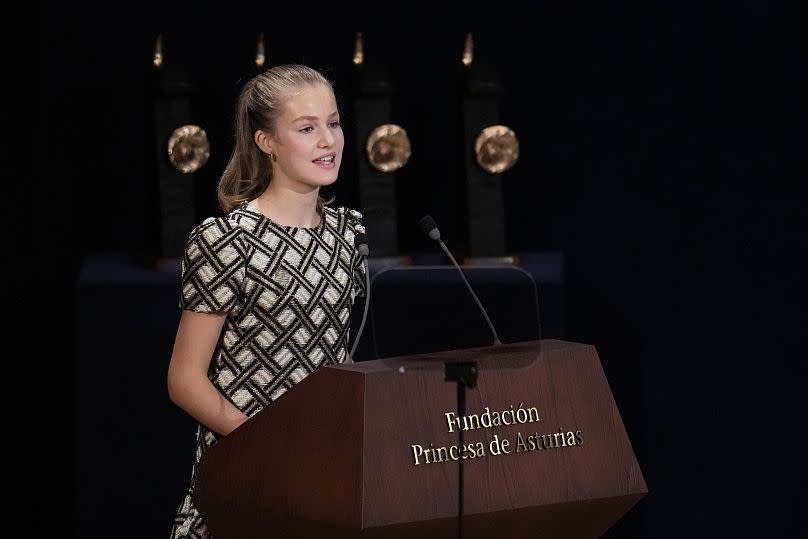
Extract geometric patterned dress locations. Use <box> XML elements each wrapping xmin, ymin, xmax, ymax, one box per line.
<box><xmin>170</xmin><ymin>201</ymin><xmax>366</xmax><ymax>538</ymax></box>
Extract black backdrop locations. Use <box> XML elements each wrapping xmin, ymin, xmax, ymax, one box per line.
<box><xmin>34</xmin><ymin>1</ymin><xmax>806</xmax><ymax>537</ymax></box>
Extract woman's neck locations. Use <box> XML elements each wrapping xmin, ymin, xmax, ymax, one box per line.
<box><xmin>254</xmin><ymin>184</ymin><xmax>320</xmax><ymax>228</ymax></box>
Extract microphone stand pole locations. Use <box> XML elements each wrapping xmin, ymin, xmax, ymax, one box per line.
<box><xmin>445</xmin><ymin>360</ymin><xmax>478</xmax><ymax>539</ymax></box>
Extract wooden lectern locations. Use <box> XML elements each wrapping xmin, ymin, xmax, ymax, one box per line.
<box><xmin>194</xmin><ymin>340</ymin><xmax>647</xmax><ymax>538</ymax></box>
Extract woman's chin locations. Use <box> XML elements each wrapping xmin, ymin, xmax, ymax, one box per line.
<box><xmin>317</xmin><ymin>171</ymin><xmax>340</xmax><ymax>187</ymax></box>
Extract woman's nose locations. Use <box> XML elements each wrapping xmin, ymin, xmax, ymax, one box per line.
<box><xmin>319</xmin><ymin>129</ymin><xmax>334</xmax><ymax>147</ymax></box>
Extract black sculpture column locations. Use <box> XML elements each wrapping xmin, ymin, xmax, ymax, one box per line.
<box><xmin>351</xmin><ymin>33</ymin><xmax>411</xmax><ymax>265</ymax></box>
<box><xmin>141</xmin><ymin>34</ymin><xmax>208</xmax><ymax>266</ymax></box>
<box><xmin>458</xmin><ymin>33</ymin><xmax>519</xmax><ymax>263</ymax></box>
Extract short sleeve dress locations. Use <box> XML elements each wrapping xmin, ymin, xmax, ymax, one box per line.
<box><xmin>170</xmin><ymin>201</ymin><xmax>366</xmax><ymax>539</ymax></box>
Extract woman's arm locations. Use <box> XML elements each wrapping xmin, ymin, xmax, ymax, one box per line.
<box><xmin>167</xmin><ymin>310</ymin><xmax>249</xmax><ymax>436</ymax></box>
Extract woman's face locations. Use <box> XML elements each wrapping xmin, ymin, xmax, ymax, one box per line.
<box><xmin>268</xmin><ymin>83</ymin><xmax>344</xmax><ymax>192</ymax></box>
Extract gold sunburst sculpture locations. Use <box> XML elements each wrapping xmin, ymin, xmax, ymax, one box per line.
<box><xmin>366</xmin><ymin>124</ymin><xmax>412</xmax><ymax>172</ymax></box>
<box><xmin>167</xmin><ymin>125</ymin><xmax>210</xmax><ymax>174</ymax></box>
<box><xmin>474</xmin><ymin>125</ymin><xmax>519</xmax><ymax>174</ymax></box>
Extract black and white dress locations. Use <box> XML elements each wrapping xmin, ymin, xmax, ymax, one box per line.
<box><xmin>170</xmin><ymin>201</ymin><xmax>365</xmax><ymax>538</ymax></box>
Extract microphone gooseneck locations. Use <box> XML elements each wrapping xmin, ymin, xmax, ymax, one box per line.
<box><xmin>350</xmin><ymin>233</ymin><xmax>371</xmax><ymax>361</ymax></box>
<box><xmin>418</xmin><ymin>215</ymin><xmax>502</xmax><ymax>346</ymax></box>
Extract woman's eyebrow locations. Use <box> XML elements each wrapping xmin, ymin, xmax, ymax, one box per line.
<box><xmin>292</xmin><ymin>111</ymin><xmax>340</xmax><ymax>122</ymax></box>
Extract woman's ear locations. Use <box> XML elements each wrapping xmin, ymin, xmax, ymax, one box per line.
<box><xmin>254</xmin><ymin>130</ymin><xmax>273</xmax><ymax>155</ymax></box>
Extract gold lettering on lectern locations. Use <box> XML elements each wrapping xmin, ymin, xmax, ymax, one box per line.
<box><xmin>515</xmin><ymin>429</ymin><xmax>584</xmax><ymax>453</ymax></box>
<box><xmin>410</xmin><ymin>402</ymin><xmax>584</xmax><ymax>466</ymax></box>
<box><xmin>445</xmin><ymin>403</ymin><xmax>540</xmax><ymax>433</ymax></box>
<box><xmin>411</xmin><ymin>442</ymin><xmax>486</xmax><ymax>465</ymax></box>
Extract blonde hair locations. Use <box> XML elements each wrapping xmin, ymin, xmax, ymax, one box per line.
<box><xmin>218</xmin><ymin>64</ymin><xmax>335</xmax><ymax>213</ymax></box>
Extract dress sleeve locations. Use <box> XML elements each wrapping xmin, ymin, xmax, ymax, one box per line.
<box><xmin>348</xmin><ymin>209</ymin><xmax>367</xmax><ymax>301</ymax></box>
<box><xmin>179</xmin><ymin>217</ymin><xmax>245</xmax><ymax>313</ymax></box>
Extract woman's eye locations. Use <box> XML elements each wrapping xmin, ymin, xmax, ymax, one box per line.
<box><xmin>299</xmin><ymin>126</ymin><xmax>313</xmax><ymax>133</ymax></box>
<box><xmin>329</xmin><ymin>120</ymin><xmax>342</xmax><ymax>129</ymax></box>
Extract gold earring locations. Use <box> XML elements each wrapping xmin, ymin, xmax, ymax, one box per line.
<box><xmin>269</xmin><ymin>153</ymin><xmax>277</xmax><ymax>163</ymax></box>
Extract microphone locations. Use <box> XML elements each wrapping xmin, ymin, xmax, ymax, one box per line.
<box><xmin>355</xmin><ymin>232</ymin><xmax>369</xmax><ymax>257</ymax></box>
<box><xmin>349</xmin><ymin>232</ymin><xmax>372</xmax><ymax>361</ymax></box>
<box><xmin>418</xmin><ymin>216</ymin><xmax>502</xmax><ymax>346</ymax></box>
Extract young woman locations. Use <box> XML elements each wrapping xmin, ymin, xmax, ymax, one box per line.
<box><xmin>167</xmin><ymin>64</ymin><xmax>365</xmax><ymax>538</ymax></box>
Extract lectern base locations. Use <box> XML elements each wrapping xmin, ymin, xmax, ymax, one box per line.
<box><xmin>205</xmin><ymin>493</ymin><xmax>644</xmax><ymax>539</ymax></box>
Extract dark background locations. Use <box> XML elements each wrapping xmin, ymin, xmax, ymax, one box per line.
<box><xmin>34</xmin><ymin>1</ymin><xmax>806</xmax><ymax>537</ymax></box>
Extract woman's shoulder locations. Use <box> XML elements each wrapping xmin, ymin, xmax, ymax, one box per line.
<box><xmin>326</xmin><ymin>205</ymin><xmax>365</xmax><ymax>233</ymax></box>
<box><xmin>189</xmin><ymin>209</ymin><xmax>248</xmax><ymax>244</ymax></box>
<box><xmin>211</xmin><ymin>201</ymin><xmax>267</xmax><ymax>229</ymax></box>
